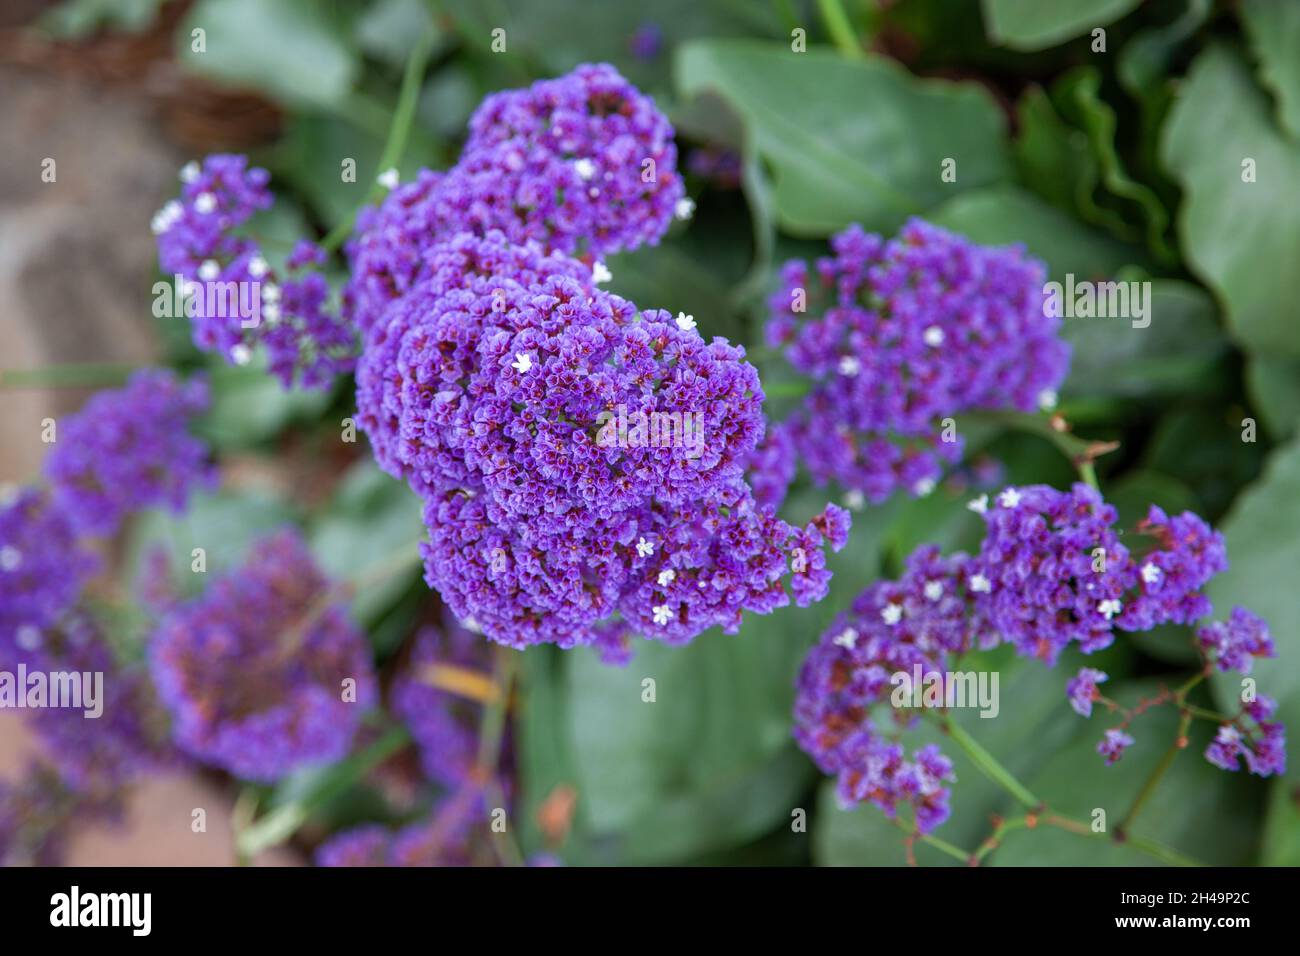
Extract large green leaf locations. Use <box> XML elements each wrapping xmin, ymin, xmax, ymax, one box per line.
<box><xmin>676</xmin><ymin>40</ymin><xmax>1011</xmax><ymax>236</ymax></box>
<box><xmin>178</xmin><ymin>0</ymin><xmax>361</xmax><ymax>109</ymax></box>
<box><xmin>1246</xmin><ymin>357</ymin><xmax>1300</xmax><ymax>443</ymax></box>
<box><xmin>982</xmin><ymin>0</ymin><xmax>1140</xmax><ymax>52</ymax></box>
<box><xmin>1162</xmin><ymin>44</ymin><xmax>1300</xmax><ymax>359</ymax></box>
<box><xmin>1241</xmin><ymin>0</ymin><xmax>1300</xmax><ymax>141</ymax></box>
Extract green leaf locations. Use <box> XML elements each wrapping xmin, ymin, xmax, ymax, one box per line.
<box><xmin>178</xmin><ymin>0</ymin><xmax>361</xmax><ymax>109</ymax></box>
<box><xmin>194</xmin><ymin>357</ymin><xmax>332</xmax><ymax>449</ymax></box>
<box><xmin>981</xmin><ymin>0</ymin><xmax>1141</xmax><ymax>52</ymax></box>
<box><xmin>1162</xmin><ymin>44</ymin><xmax>1300</xmax><ymax>359</ymax></box>
<box><xmin>1259</xmin><ymin>777</ymin><xmax>1300</xmax><ymax>866</ymax></box>
<box><xmin>1205</xmin><ymin>439</ymin><xmax>1300</xmax><ymax>796</ymax></box>
<box><xmin>990</xmin><ymin>682</ymin><xmax>1261</xmax><ymax>865</ymax></box>
<box><xmin>676</xmin><ymin>40</ymin><xmax>1011</xmax><ymax>236</ymax></box>
<box><xmin>354</xmin><ymin>0</ymin><xmax>442</xmax><ymax>67</ymax></box>
<box><xmin>1241</xmin><ymin>0</ymin><xmax>1300</xmax><ymax>141</ymax></box>
<box><xmin>1246</xmin><ymin>357</ymin><xmax>1300</xmax><ymax>443</ymax></box>
<box><xmin>40</xmin><ymin>0</ymin><xmax>164</xmax><ymax>38</ymax></box>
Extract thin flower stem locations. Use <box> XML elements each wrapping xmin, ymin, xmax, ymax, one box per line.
<box><xmin>963</xmin><ymin>409</ymin><xmax>1118</xmax><ymax>490</ymax></box>
<box><xmin>476</xmin><ymin>644</ymin><xmax>524</xmax><ymax>866</ymax></box>
<box><xmin>816</xmin><ymin>0</ymin><xmax>865</xmax><ymax>58</ymax></box>
<box><xmin>942</xmin><ymin>717</ymin><xmax>1040</xmax><ymax>809</ymax></box>
<box><xmin>1118</xmin><ymin>709</ymin><xmax>1192</xmax><ymax>838</ymax></box>
<box><xmin>0</xmin><ymin>361</ymin><xmax>137</xmax><ymax>390</ymax></box>
<box><xmin>890</xmin><ymin>816</ymin><xmax>971</xmax><ymax>864</ymax></box>
<box><xmin>321</xmin><ymin>29</ymin><xmax>439</xmax><ymax>254</ymax></box>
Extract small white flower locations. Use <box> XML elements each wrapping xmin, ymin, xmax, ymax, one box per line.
<box><xmin>923</xmin><ymin>325</ymin><xmax>944</xmax><ymax>347</ymax></box>
<box><xmin>658</xmin><ymin>569</ymin><xmax>676</xmax><ymax>587</ymax></box>
<box><xmin>969</xmin><ymin>573</ymin><xmax>991</xmax><ymax>594</ymax></box>
<box><xmin>913</xmin><ymin>477</ymin><xmax>936</xmax><ymax>497</ymax></box>
<box><xmin>462</xmin><ymin>617</ymin><xmax>483</xmax><ymax>634</ymax></box>
<box><xmin>194</xmin><ymin>192</ymin><xmax>217</xmax><ymax>214</ymax></box>
<box><xmin>880</xmin><ymin>604</ymin><xmax>902</xmax><ymax>626</ymax></box>
<box><xmin>924</xmin><ymin>580</ymin><xmax>944</xmax><ymax>602</ymax></box>
<box><xmin>1038</xmin><ymin>389</ymin><xmax>1058</xmax><ymax>411</ymax></box>
<box><xmin>674</xmin><ymin>197</ymin><xmax>695</xmax><ymax>220</ymax></box>
<box><xmin>838</xmin><ymin>355</ymin><xmax>861</xmax><ymax>376</ymax></box>
<box><xmin>261</xmin><ymin>283</ymin><xmax>281</xmax><ymax>304</ymax></box>
<box><xmin>262</xmin><ymin>302</ymin><xmax>281</xmax><ymax>324</ymax></box>
<box><xmin>574</xmin><ymin>158</ymin><xmax>596</xmax><ymax>181</ymax></box>
<box><xmin>592</xmin><ymin>261</ymin><xmax>612</xmax><ymax>284</ymax></box>
<box><xmin>15</xmin><ymin>625</ymin><xmax>41</xmax><ymax>651</ymax></box>
<box><xmin>230</xmin><ymin>344</ymin><xmax>252</xmax><ymax>366</ymax></box>
<box><xmin>180</xmin><ymin>160</ymin><xmax>201</xmax><ymax>183</ymax></box>
<box><xmin>248</xmin><ymin>255</ymin><xmax>269</xmax><ymax>278</ymax></box>
<box><xmin>198</xmin><ymin>259</ymin><xmax>220</xmax><ymax>281</ymax></box>
<box><xmin>1098</xmin><ymin>598</ymin><xmax>1122</xmax><ymax>620</ymax></box>
<box><xmin>636</xmin><ymin>537</ymin><xmax>655</xmax><ymax>558</ymax></box>
<box><xmin>0</xmin><ymin>546</ymin><xmax>21</xmax><ymax>571</ymax></box>
<box><xmin>998</xmin><ymin>487</ymin><xmax>1022</xmax><ymax>509</ymax></box>
<box><xmin>377</xmin><ymin>168</ymin><xmax>400</xmax><ymax>190</ymax></box>
<box><xmin>1141</xmin><ymin>563</ymin><xmax>1161</xmax><ymax>585</ymax></box>
<box><xmin>652</xmin><ymin>604</ymin><xmax>673</xmax><ymax>626</ymax></box>
<box><xmin>512</xmin><ymin>352</ymin><xmax>533</xmax><ymax>374</ymax></box>
<box><xmin>967</xmin><ymin>494</ymin><xmax>989</xmax><ymax>515</ymax></box>
<box><xmin>844</xmin><ymin>490</ymin><xmax>866</xmax><ymax>511</ymax></box>
<box><xmin>832</xmin><ymin>627</ymin><xmax>858</xmax><ymax>650</ymax></box>
<box><xmin>675</xmin><ymin>312</ymin><xmax>696</xmax><ymax>332</ymax></box>
<box><xmin>150</xmin><ymin>200</ymin><xmax>183</xmax><ymax>235</ymax></box>
<box><xmin>1216</xmin><ymin>725</ymin><xmax>1241</xmax><ymax>745</ymax></box>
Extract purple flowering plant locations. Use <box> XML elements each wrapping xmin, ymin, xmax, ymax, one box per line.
<box><xmin>2</xmin><ymin>1</ymin><xmax>1297</xmax><ymax>872</ymax></box>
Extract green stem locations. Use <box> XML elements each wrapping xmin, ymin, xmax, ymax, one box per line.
<box><xmin>477</xmin><ymin>644</ymin><xmax>523</xmax><ymax>866</ymax></box>
<box><xmin>816</xmin><ymin>0</ymin><xmax>864</xmax><ymax>58</ymax></box>
<box><xmin>321</xmin><ymin>29</ymin><xmax>438</xmax><ymax>254</ymax></box>
<box><xmin>0</xmin><ymin>362</ymin><xmax>137</xmax><ymax>390</ymax></box>
<box><xmin>943</xmin><ymin>717</ymin><xmax>1040</xmax><ymax>809</ymax></box>
<box><xmin>890</xmin><ymin>816</ymin><xmax>971</xmax><ymax>864</ymax></box>
<box><xmin>1118</xmin><ymin>710</ymin><xmax>1192</xmax><ymax>837</ymax></box>
<box><xmin>964</xmin><ymin>409</ymin><xmax>1116</xmax><ymax>490</ymax></box>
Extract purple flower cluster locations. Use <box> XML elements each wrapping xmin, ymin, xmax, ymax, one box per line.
<box><xmin>793</xmin><ymin>546</ymin><xmax>992</xmax><ymax>832</ymax></box>
<box><xmin>343</xmin><ymin>63</ymin><xmax>685</xmax><ymax>339</ymax></box>
<box><xmin>389</xmin><ymin>622</ymin><xmax>486</xmax><ymax>787</ymax></box>
<box><xmin>970</xmin><ymin>484</ymin><xmax>1226</xmax><ymax>665</ymax></box>
<box><xmin>1066</xmin><ymin>667</ymin><xmax>1108</xmax><ymax>718</ymax></box>
<box><xmin>149</xmin><ymin>529</ymin><xmax>377</xmax><ymax>781</ymax></box>
<box><xmin>153</xmin><ymin>155</ymin><xmax>355</xmax><ymax>388</ymax></box>
<box><xmin>1204</xmin><ymin>696</ymin><xmax>1286</xmax><ymax>777</ymax></box>
<box><xmin>0</xmin><ymin>762</ymin><xmax>122</xmax><ymax>866</ymax></box>
<box><xmin>315</xmin><ymin>792</ymin><xmax>488</xmax><ymax>867</ymax></box>
<box><xmin>357</xmin><ymin>230</ymin><xmax>848</xmax><ymax>653</ymax></box>
<box><xmin>763</xmin><ymin>220</ymin><xmax>1070</xmax><ymax>506</ymax></box>
<box><xmin>43</xmin><ymin>369</ymin><xmax>215</xmax><ymax>536</ymax></box>
<box><xmin>0</xmin><ymin>487</ymin><xmax>98</xmax><ymax>667</ymax></box>
<box><xmin>1197</xmin><ymin>607</ymin><xmax>1275</xmax><ymax>674</ymax></box>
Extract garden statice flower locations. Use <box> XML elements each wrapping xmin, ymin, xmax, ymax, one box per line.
<box><xmin>43</xmin><ymin>369</ymin><xmax>215</xmax><ymax>536</ymax></box>
<box><xmin>0</xmin><ymin>762</ymin><xmax>122</xmax><ymax>866</ymax></box>
<box><xmin>764</xmin><ymin>219</ymin><xmax>1070</xmax><ymax>506</ymax></box>
<box><xmin>970</xmin><ymin>484</ymin><xmax>1227</xmax><ymax>665</ymax></box>
<box><xmin>343</xmin><ymin>63</ymin><xmax>684</xmax><ymax>339</ymax></box>
<box><xmin>316</xmin><ymin>793</ymin><xmax>489</xmax><ymax>867</ymax></box>
<box><xmin>0</xmin><ymin>486</ymin><xmax>98</xmax><ymax>667</ymax></box>
<box><xmin>154</xmin><ymin>156</ymin><xmax>354</xmax><ymax>387</ymax></box>
<box><xmin>390</xmin><ymin>622</ymin><xmax>487</xmax><ymax>787</ymax></box>
<box><xmin>1066</xmin><ymin>667</ymin><xmax>1108</xmax><ymax>718</ymax></box>
<box><xmin>1197</xmin><ymin>607</ymin><xmax>1276</xmax><ymax>674</ymax></box>
<box><xmin>1097</xmin><ymin>727</ymin><xmax>1134</xmax><ymax>765</ymax></box>
<box><xmin>793</xmin><ymin>546</ymin><xmax>991</xmax><ymax>832</ymax></box>
<box><xmin>149</xmin><ymin>529</ymin><xmax>377</xmax><ymax>781</ymax></box>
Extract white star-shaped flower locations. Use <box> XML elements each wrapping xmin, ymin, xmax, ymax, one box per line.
<box><xmin>924</xmin><ymin>581</ymin><xmax>944</xmax><ymax>602</ymax></box>
<box><xmin>844</xmin><ymin>490</ymin><xmax>866</xmax><ymax>511</ymax></box>
<box><xmin>230</xmin><ymin>344</ymin><xmax>252</xmax><ymax>366</ymax></box>
<box><xmin>261</xmin><ymin>283</ymin><xmax>281</xmax><ymax>304</ymax></box>
<box><xmin>512</xmin><ymin>352</ymin><xmax>533</xmax><ymax>373</ymax></box>
<box><xmin>1141</xmin><ymin>563</ymin><xmax>1161</xmax><ymax>584</ymax></box>
<box><xmin>674</xmin><ymin>197</ymin><xmax>695</xmax><ymax>221</ymax></box>
<box><xmin>923</xmin><ymin>325</ymin><xmax>944</xmax><ymax>347</ymax></box>
<box><xmin>880</xmin><ymin>604</ymin><xmax>902</xmax><ymax>626</ymax></box>
<box><xmin>592</xmin><ymin>261</ymin><xmax>612</xmax><ymax>284</ymax></box>
<box><xmin>180</xmin><ymin>160</ymin><xmax>200</xmax><ymax>183</ymax></box>
<box><xmin>574</xmin><ymin>158</ymin><xmax>596</xmax><ymax>181</ymax></box>
<box><xmin>657</xmin><ymin>569</ymin><xmax>676</xmax><ymax>587</ymax></box>
<box><xmin>1097</xmin><ymin>598</ymin><xmax>1122</xmax><ymax>620</ymax></box>
<box><xmin>377</xmin><ymin>168</ymin><xmax>400</xmax><ymax>190</ymax></box>
<box><xmin>1038</xmin><ymin>389</ymin><xmax>1058</xmax><ymax>411</ymax></box>
<box><xmin>652</xmin><ymin>604</ymin><xmax>673</xmax><ymax>626</ymax></box>
<box><xmin>150</xmin><ymin>200</ymin><xmax>182</xmax><ymax>235</ymax></box>
<box><xmin>998</xmin><ymin>487</ymin><xmax>1022</xmax><ymax>509</ymax></box>
<box><xmin>1216</xmin><ymin>725</ymin><xmax>1241</xmax><ymax>744</ymax></box>
<box><xmin>198</xmin><ymin>259</ymin><xmax>220</xmax><ymax>281</ymax></box>
<box><xmin>262</xmin><ymin>302</ymin><xmax>281</xmax><ymax>324</ymax></box>
<box><xmin>462</xmin><ymin>617</ymin><xmax>483</xmax><ymax>634</ymax></box>
<box><xmin>967</xmin><ymin>494</ymin><xmax>989</xmax><ymax>515</ymax></box>
<box><xmin>194</xmin><ymin>192</ymin><xmax>217</xmax><ymax>214</ymax></box>
<box><xmin>913</xmin><ymin>477</ymin><xmax>936</xmax><ymax>497</ymax></box>
<box><xmin>248</xmin><ymin>256</ymin><xmax>269</xmax><ymax>278</ymax></box>
<box><xmin>675</xmin><ymin>312</ymin><xmax>696</xmax><ymax>331</ymax></box>
<box><xmin>832</xmin><ymin>627</ymin><xmax>858</xmax><ymax>650</ymax></box>
<box><xmin>0</xmin><ymin>546</ymin><xmax>21</xmax><ymax>571</ymax></box>
<box><xmin>838</xmin><ymin>355</ymin><xmax>861</xmax><ymax>376</ymax></box>
<box><xmin>969</xmin><ymin>573</ymin><xmax>991</xmax><ymax>594</ymax></box>
<box><xmin>636</xmin><ymin>537</ymin><xmax>655</xmax><ymax>558</ymax></box>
